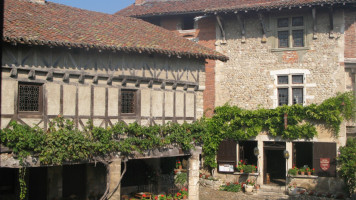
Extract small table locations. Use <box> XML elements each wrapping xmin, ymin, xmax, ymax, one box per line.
<box><xmin>135</xmin><ymin>192</ymin><xmax>152</xmax><ymax>199</ymax></box>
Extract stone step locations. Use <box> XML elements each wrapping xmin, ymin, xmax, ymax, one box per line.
<box><xmin>260</xmin><ymin>185</ymin><xmax>287</xmax><ymax>193</ymax></box>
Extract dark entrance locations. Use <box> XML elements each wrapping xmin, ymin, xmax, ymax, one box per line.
<box><xmin>29</xmin><ymin>167</ymin><xmax>47</xmax><ymax>200</ymax></box>
<box><xmin>63</xmin><ymin>165</ymin><xmax>86</xmax><ymax>200</ymax></box>
<box><xmin>264</xmin><ymin>142</ymin><xmax>286</xmax><ymax>185</ymax></box>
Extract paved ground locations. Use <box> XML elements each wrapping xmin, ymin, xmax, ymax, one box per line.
<box><xmin>199</xmin><ymin>187</ymin><xmax>353</xmax><ymax>200</ymax></box>
<box><xmin>200</xmin><ymin>187</ymin><xmax>289</xmax><ymax>200</ymax></box>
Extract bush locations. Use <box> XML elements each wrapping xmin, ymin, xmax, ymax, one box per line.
<box><xmin>338</xmin><ymin>138</ymin><xmax>356</xmax><ymax>196</ymax></box>
<box><xmin>220</xmin><ymin>182</ymin><xmax>241</xmax><ymax>192</ymax></box>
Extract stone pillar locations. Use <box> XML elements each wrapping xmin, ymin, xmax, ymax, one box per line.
<box><xmin>108</xmin><ymin>159</ymin><xmax>122</xmax><ymax>200</ymax></box>
<box><xmin>256</xmin><ymin>137</ymin><xmax>264</xmax><ymax>186</ymax></box>
<box><xmin>188</xmin><ymin>153</ymin><xmax>200</xmax><ymax>200</ymax></box>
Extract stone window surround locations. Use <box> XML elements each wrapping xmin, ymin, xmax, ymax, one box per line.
<box><xmin>270</xmin><ymin>13</ymin><xmax>311</xmax><ymax>52</ymax></box>
<box><xmin>270</xmin><ymin>69</ymin><xmax>316</xmax><ymax>108</ymax></box>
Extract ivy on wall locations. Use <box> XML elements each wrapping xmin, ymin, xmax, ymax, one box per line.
<box><xmin>0</xmin><ymin>92</ymin><xmax>354</xmax><ymax>198</ymax></box>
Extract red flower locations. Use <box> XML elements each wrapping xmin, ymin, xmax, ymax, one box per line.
<box><xmin>240</xmin><ymin>160</ymin><xmax>243</xmax><ymax>162</ymax></box>
<box><xmin>255</xmin><ymin>166</ymin><xmax>257</xmax><ymax>168</ymax></box>
<box><xmin>312</xmin><ymin>168</ymin><xmax>315</xmax><ymax>170</ymax></box>
<box><xmin>185</xmin><ymin>188</ymin><xmax>188</xmax><ymax>191</ymax></box>
<box><xmin>178</xmin><ymin>161</ymin><xmax>181</xmax><ymax>163</ymax></box>
<box><xmin>177</xmin><ymin>192</ymin><xmax>181</xmax><ymax>196</ymax></box>
<box><xmin>155</xmin><ymin>196</ymin><xmax>158</xmax><ymax>200</ymax></box>
<box><xmin>161</xmin><ymin>195</ymin><xmax>164</xmax><ymax>197</ymax></box>
<box><xmin>143</xmin><ymin>194</ymin><xmax>146</xmax><ymax>197</ymax></box>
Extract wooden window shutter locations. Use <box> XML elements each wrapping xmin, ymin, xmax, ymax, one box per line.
<box><xmin>217</xmin><ymin>140</ymin><xmax>237</xmax><ymax>164</ymax></box>
<box><xmin>313</xmin><ymin>142</ymin><xmax>337</xmax><ymax>177</ymax></box>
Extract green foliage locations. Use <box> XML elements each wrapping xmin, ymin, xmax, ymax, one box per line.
<box><xmin>338</xmin><ymin>138</ymin><xmax>356</xmax><ymax>196</ymax></box>
<box><xmin>219</xmin><ymin>182</ymin><xmax>241</xmax><ymax>192</ymax></box>
<box><xmin>243</xmin><ymin>164</ymin><xmax>257</xmax><ymax>173</ymax></box>
<box><xmin>0</xmin><ymin>92</ymin><xmax>354</xmax><ymax>198</ymax></box>
<box><xmin>202</xmin><ymin>92</ymin><xmax>355</xmax><ymax>168</ymax></box>
<box><xmin>174</xmin><ymin>172</ymin><xmax>187</xmax><ymax>186</ymax></box>
<box><xmin>288</xmin><ymin>167</ymin><xmax>299</xmax><ymax>176</ymax></box>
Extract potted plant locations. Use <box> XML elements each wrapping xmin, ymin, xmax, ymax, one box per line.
<box><xmin>288</xmin><ymin>166</ymin><xmax>298</xmax><ymax>176</ymax></box>
<box><xmin>244</xmin><ymin>179</ymin><xmax>255</xmax><ymax>193</ymax></box>
<box><xmin>306</xmin><ymin>167</ymin><xmax>315</xmax><ymax>175</ymax></box>
<box><xmin>155</xmin><ymin>195</ymin><xmax>167</xmax><ymax>200</ymax></box>
<box><xmin>236</xmin><ymin>160</ymin><xmax>245</xmax><ymax>173</ymax></box>
<box><xmin>243</xmin><ymin>164</ymin><xmax>256</xmax><ymax>173</ymax></box>
<box><xmin>180</xmin><ymin>187</ymin><xmax>188</xmax><ymax>199</ymax></box>
<box><xmin>299</xmin><ymin>167</ymin><xmax>306</xmax><ymax>175</ymax></box>
<box><xmin>176</xmin><ymin>160</ymin><xmax>182</xmax><ymax>170</ymax></box>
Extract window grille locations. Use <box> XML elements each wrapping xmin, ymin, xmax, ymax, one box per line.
<box><xmin>18</xmin><ymin>83</ymin><xmax>42</xmax><ymax>113</ymax></box>
<box><xmin>121</xmin><ymin>90</ymin><xmax>136</xmax><ymax>114</ymax></box>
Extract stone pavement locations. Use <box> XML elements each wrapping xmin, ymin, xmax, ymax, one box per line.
<box><xmin>199</xmin><ymin>187</ymin><xmax>353</xmax><ymax>200</ymax></box>
<box><xmin>200</xmin><ymin>187</ymin><xmax>289</xmax><ymax>200</ymax></box>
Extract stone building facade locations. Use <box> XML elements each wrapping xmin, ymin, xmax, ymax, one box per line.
<box><xmin>119</xmin><ymin>0</ymin><xmax>356</xmax><ymax>194</ymax></box>
<box><xmin>0</xmin><ymin>0</ymin><xmax>227</xmax><ymax>199</ymax></box>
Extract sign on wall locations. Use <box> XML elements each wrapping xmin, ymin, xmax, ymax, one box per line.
<box><xmin>320</xmin><ymin>158</ymin><xmax>330</xmax><ymax>171</ymax></box>
<box><xmin>218</xmin><ymin>164</ymin><xmax>234</xmax><ymax>173</ymax></box>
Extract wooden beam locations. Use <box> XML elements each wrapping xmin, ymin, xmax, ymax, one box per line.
<box><xmin>258</xmin><ymin>13</ymin><xmax>267</xmax><ymax>43</ymax></box>
<box><xmin>63</xmin><ymin>73</ymin><xmax>69</xmax><ymax>82</ymax></box>
<box><xmin>312</xmin><ymin>7</ymin><xmax>317</xmax><ymax>39</ymax></box>
<box><xmin>216</xmin><ymin>15</ymin><xmax>227</xmax><ymax>44</ymax></box>
<box><xmin>329</xmin><ymin>6</ymin><xmax>334</xmax><ymax>38</ymax></box>
<box><xmin>46</xmin><ymin>71</ymin><xmax>53</xmax><ymax>80</ymax></box>
<box><xmin>10</xmin><ymin>68</ymin><xmax>17</xmax><ymax>77</ymax></box>
<box><xmin>28</xmin><ymin>69</ymin><xmax>36</xmax><ymax>79</ymax></box>
<box><xmin>236</xmin><ymin>13</ymin><xmax>246</xmax><ymax>43</ymax></box>
<box><xmin>78</xmin><ymin>73</ymin><xmax>85</xmax><ymax>83</ymax></box>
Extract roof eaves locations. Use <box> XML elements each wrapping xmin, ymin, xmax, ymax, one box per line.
<box><xmin>128</xmin><ymin>0</ymin><xmax>355</xmax><ymax>17</ymax></box>
<box><xmin>2</xmin><ymin>36</ymin><xmax>229</xmax><ymax>62</ymax></box>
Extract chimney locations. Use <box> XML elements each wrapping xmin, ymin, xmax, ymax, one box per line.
<box><xmin>30</xmin><ymin>0</ymin><xmax>45</xmax><ymax>4</ymax></box>
<box><xmin>135</xmin><ymin>0</ymin><xmax>145</xmax><ymax>5</ymax></box>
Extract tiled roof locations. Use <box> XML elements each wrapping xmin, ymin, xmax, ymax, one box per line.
<box><xmin>117</xmin><ymin>0</ymin><xmax>355</xmax><ymax>17</ymax></box>
<box><xmin>3</xmin><ymin>0</ymin><xmax>228</xmax><ymax>61</ymax></box>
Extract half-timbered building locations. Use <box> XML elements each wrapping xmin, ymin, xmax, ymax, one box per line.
<box><xmin>0</xmin><ymin>0</ymin><xmax>228</xmax><ymax>199</ymax></box>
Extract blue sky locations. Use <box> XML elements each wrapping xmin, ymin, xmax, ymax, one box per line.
<box><xmin>47</xmin><ymin>0</ymin><xmax>135</xmax><ymax>14</ymax></box>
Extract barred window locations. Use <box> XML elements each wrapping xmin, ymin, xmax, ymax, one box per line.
<box><xmin>18</xmin><ymin>83</ymin><xmax>43</xmax><ymax>113</ymax></box>
<box><xmin>121</xmin><ymin>90</ymin><xmax>136</xmax><ymax>114</ymax></box>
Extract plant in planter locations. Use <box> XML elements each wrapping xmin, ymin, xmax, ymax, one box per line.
<box><xmin>236</xmin><ymin>160</ymin><xmax>245</xmax><ymax>172</ymax></box>
<box><xmin>288</xmin><ymin>166</ymin><xmax>299</xmax><ymax>176</ymax></box>
<box><xmin>244</xmin><ymin>179</ymin><xmax>255</xmax><ymax>193</ymax></box>
<box><xmin>155</xmin><ymin>194</ymin><xmax>167</xmax><ymax>200</ymax></box>
<box><xmin>180</xmin><ymin>187</ymin><xmax>188</xmax><ymax>199</ymax></box>
<box><xmin>243</xmin><ymin>165</ymin><xmax>256</xmax><ymax>173</ymax></box>
<box><xmin>176</xmin><ymin>160</ymin><xmax>182</xmax><ymax>170</ymax></box>
<box><xmin>299</xmin><ymin>167</ymin><xmax>306</xmax><ymax>175</ymax></box>
<box><xmin>305</xmin><ymin>167</ymin><xmax>315</xmax><ymax>175</ymax></box>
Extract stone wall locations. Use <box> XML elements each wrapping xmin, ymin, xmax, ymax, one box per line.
<box><xmin>215</xmin><ymin>8</ymin><xmax>348</xmax><ymax>110</ymax></box>
<box><xmin>344</xmin><ymin>8</ymin><xmax>356</xmax><ymax>59</ymax></box>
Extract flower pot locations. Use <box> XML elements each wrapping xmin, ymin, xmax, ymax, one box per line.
<box><xmin>179</xmin><ymin>165</ymin><xmax>182</xmax><ymax>170</ymax></box>
<box><xmin>244</xmin><ymin>185</ymin><xmax>253</xmax><ymax>193</ymax></box>
<box><xmin>240</xmin><ymin>169</ymin><xmax>244</xmax><ymax>173</ymax></box>
<box><xmin>300</xmin><ymin>172</ymin><xmax>305</xmax><ymax>175</ymax></box>
<box><xmin>307</xmin><ymin>171</ymin><xmax>311</xmax><ymax>176</ymax></box>
<box><xmin>183</xmin><ymin>195</ymin><xmax>187</xmax><ymax>199</ymax></box>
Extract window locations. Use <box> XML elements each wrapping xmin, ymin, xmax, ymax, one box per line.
<box><xmin>217</xmin><ymin>140</ymin><xmax>237</xmax><ymax>173</ymax></box>
<box><xmin>18</xmin><ymin>82</ymin><xmax>43</xmax><ymax>114</ymax></box>
<box><xmin>239</xmin><ymin>141</ymin><xmax>258</xmax><ymax>166</ymax></box>
<box><xmin>293</xmin><ymin>142</ymin><xmax>336</xmax><ymax>177</ymax></box>
<box><xmin>277</xmin><ymin>75</ymin><xmax>304</xmax><ymax>106</ymax></box>
<box><xmin>277</xmin><ymin>16</ymin><xmax>305</xmax><ymax>48</ymax></box>
<box><xmin>180</xmin><ymin>16</ymin><xmax>195</xmax><ymax>30</ymax></box>
<box><xmin>121</xmin><ymin>90</ymin><xmax>137</xmax><ymax>114</ymax></box>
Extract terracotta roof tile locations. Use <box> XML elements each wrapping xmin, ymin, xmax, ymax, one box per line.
<box><xmin>3</xmin><ymin>0</ymin><xmax>228</xmax><ymax>61</ymax></box>
<box><xmin>117</xmin><ymin>0</ymin><xmax>355</xmax><ymax>17</ymax></box>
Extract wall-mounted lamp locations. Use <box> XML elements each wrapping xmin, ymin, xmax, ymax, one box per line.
<box><xmin>283</xmin><ymin>150</ymin><xmax>290</xmax><ymax>159</ymax></box>
<box><xmin>254</xmin><ymin>147</ymin><xmax>259</xmax><ymax>157</ymax></box>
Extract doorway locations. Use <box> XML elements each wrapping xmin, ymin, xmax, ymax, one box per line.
<box><xmin>263</xmin><ymin>142</ymin><xmax>286</xmax><ymax>185</ymax></box>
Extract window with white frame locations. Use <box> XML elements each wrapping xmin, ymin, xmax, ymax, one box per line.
<box><xmin>277</xmin><ymin>74</ymin><xmax>304</xmax><ymax>106</ymax></box>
